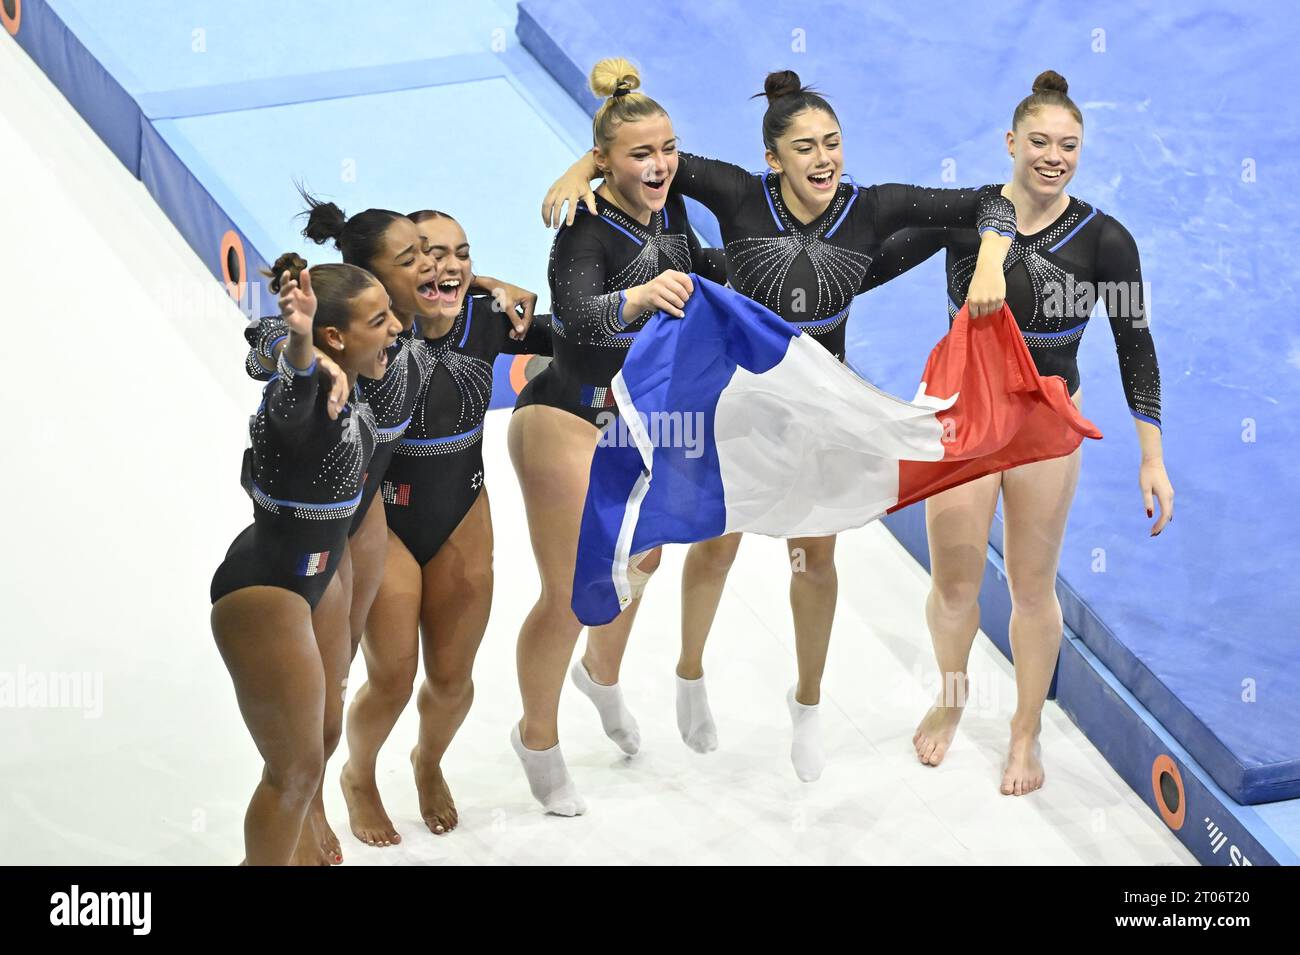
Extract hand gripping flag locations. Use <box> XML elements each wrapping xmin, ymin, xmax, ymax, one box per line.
<box><xmin>572</xmin><ymin>276</ymin><xmax>1101</xmax><ymax>625</ymax></box>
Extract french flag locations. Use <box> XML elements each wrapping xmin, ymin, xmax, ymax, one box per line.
<box><xmin>572</xmin><ymin>276</ymin><xmax>1101</xmax><ymax>626</ymax></box>
<box><xmin>297</xmin><ymin>551</ymin><xmax>331</xmax><ymax>577</ymax></box>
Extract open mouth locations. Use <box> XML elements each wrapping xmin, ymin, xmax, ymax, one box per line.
<box><xmin>435</xmin><ymin>277</ymin><xmax>462</xmax><ymax>304</ymax></box>
<box><xmin>419</xmin><ymin>278</ymin><xmax>462</xmax><ymax>304</ymax></box>
<box><xmin>808</xmin><ymin>169</ymin><xmax>835</xmax><ymax>189</ymax></box>
<box><xmin>643</xmin><ymin>177</ymin><xmax>667</xmax><ymax>192</ymax></box>
<box><xmin>1035</xmin><ymin>166</ymin><xmax>1064</xmax><ymax>183</ymax></box>
<box><xmin>376</xmin><ymin>346</ymin><xmax>389</xmax><ymax>370</ymax></box>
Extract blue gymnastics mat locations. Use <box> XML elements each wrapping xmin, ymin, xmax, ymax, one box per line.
<box><xmin>7</xmin><ymin>0</ymin><xmax>589</xmax><ymax>410</ymax></box>
<box><xmin>513</xmin><ymin>0</ymin><xmax>1300</xmax><ymax>828</ymax></box>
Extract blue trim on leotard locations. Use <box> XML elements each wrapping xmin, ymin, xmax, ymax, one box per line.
<box><xmin>458</xmin><ymin>296</ymin><xmax>474</xmax><ymax>349</ymax></box>
<box><xmin>250</xmin><ymin>482</ymin><xmax>363</xmax><ymax>512</ymax></box>
<box><xmin>1131</xmin><ymin>410</ymin><xmax>1161</xmax><ymax>429</ymax></box>
<box><xmin>824</xmin><ymin>185</ymin><xmax>860</xmax><ymax>239</ymax></box>
<box><xmin>377</xmin><ymin>417</ymin><xmax>412</xmax><ymax>437</ymax></box>
<box><xmin>598</xmin><ymin>215</ymin><xmax>644</xmax><ymax>246</ymax></box>
<box><xmin>1030</xmin><ymin>320</ymin><xmax>1090</xmax><ymax>340</ymax></box>
<box><xmin>760</xmin><ymin>172</ymin><xmax>784</xmax><ymax>232</ymax></box>
<box><xmin>792</xmin><ymin>306</ymin><xmax>850</xmax><ymax>333</ymax></box>
<box><xmin>398</xmin><ymin>423</ymin><xmax>484</xmax><ymax>447</ymax></box>
<box><xmin>1048</xmin><ymin>207</ymin><xmax>1099</xmax><ymax>253</ymax></box>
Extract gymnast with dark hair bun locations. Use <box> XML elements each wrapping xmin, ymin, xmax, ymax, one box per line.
<box><xmin>542</xmin><ymin>68</ymin><xmax>1018</xmax><ymax>783</ymax></box>
<box><xmin>245</xmin><ymin>197</ymin><xmax>547</xmax><ymax>852</ymax></box>
<box><xmin>862</xmin><ymin>71</ymin><xmax>1172</xmax><ymax>795</ymax></box>
<box><xmin>212</xmin><ymin>258</ymin><xmax>400</xmax><ymax>866</ymax></box>
<box><xmin>338</xmin><ymin>205</ymin><xmax>552</xmax><ymax>841</ymax></box>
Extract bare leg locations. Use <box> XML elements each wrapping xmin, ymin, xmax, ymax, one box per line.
<box><xmin>346</xmin><ymin>499</ymin><xmax>389</xmax><ymax>659</ymax></box>
<box><xmin>782</xmin><ymin>535</ymin><xmax>838</xmax><ymax>781</ymax></box>
<box><xmin>571</xmin><ymin>544</ymin><xmax>659</xmax><ymax>755</ymax></box>
<box><xmin>410</xmin><ymin>488</ymin><xmax>494</xmax><ymax>835</ymax></box>
<box><xmin>511</xmin><ymin>405</ymin><xmax>636</xmax><ymax>815</ymax></box>
<box><xmin>300</xmin><ymin>554</ymin><xmax>353</xmax><ymax>865</ymax></box>
<box><xmin>913</xmin><ymin>471</ymin><xmax>1003</xmax><ymax>766</ymax></box>
<box><xmin>998</xmin><ymin>439</ymin><xmax>1082</xmax><ymax>795</ymax></box>
<box><xmin>509</xmin><ymin>406</ymin><xmax>600</xmax><ymax>750</ymax></box>
<box><xmin>211</xmin><ymin>586</ymin><xmax>326</xmax><ymax>866</ymax></box>
<box><xmin>580</xmin><ymin>544</ymin><xmax>661</xmax><ymax>686</ymax></box>
<box><xmin>677</xmin><ymin>533</ymin><xmax>742</xmax><ymax>680</ymax></box>
<box><xmin>673</xmin><ymin>535</ymin><xmax>740</xmax><ymax>754</ymax></box>
<box><xmin>340</xmin><ymin>530</ymin><xmax>420</xmax><ymax>846</ymax></box>
<box><xmin>786</xmin><ymin>535</ymin><xmax>838</xmax><ymax>705</ymax></box>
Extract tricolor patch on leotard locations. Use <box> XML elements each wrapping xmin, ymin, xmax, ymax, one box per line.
<box><xmin>381</xmin><ymin>481</ymin><xmax>411</xmax><ymax>506</ymax></box>
<box><xmin>579</xmin><ymin>385</ymin><xmax>617</xmax><ymax>409</ymax></box>
<box><xmin>297</xmin><ymin>551</ymin><xmax>330</xmax><ymax>576</ymax></box>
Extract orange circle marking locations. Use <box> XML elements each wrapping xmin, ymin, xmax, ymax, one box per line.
<box><xmin>1151</xmin><ymin>754</ymin><xmax>1186</xmax><ymax>830</ymax></box>
<box><xmin>220</xmin><ymin>230</ymin><xmax>247</xmax><ymax>302</ymax></box>
<box><xmin>509</xmin><ymin>354</ymin><xmax>532</xmax><ymax>396</ymax></box>
<box><xmin>2</xmin><ymin>0</ymin><xmax>22</xmax><ymax>37</ymax></box>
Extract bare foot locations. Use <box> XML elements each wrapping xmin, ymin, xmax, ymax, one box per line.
<box><xmin>913</xmin><ymin>696</ymin><xmax>966</xmax><ymax>766</ymax></box>
<box><xmin>411</xmin><ymin>746</ymin><xmax>458</xmax><ymax>835</ymax></box>
<box><xmin>341</xmin><ymin>761</ymin><xmax>401</xmax><ymax>847</ymax></box>
<box><xmin>1001</xmin><ymin>722</ymin><xmax>1045</xmax><ymax>796</ymax></box>
<box><xmin>289</xmin><ymin>813</ymin><xmax>332</xmax><ymax>866</ymax></box>
<box><xmin>308</xmin><ymin>791</ymin><xmax>343</xmax><ymax>865</ymax></box>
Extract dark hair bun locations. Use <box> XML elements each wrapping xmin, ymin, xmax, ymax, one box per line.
<box><xmin>298</xmin><ymin>186</ymin><xmax>348</xmax><ymax>248</ymax></box>
<box><xmin>761</xmin><ymin>69</ymin><xmax>803</xmax><ymax>103</ymax></box>
<box><xmin>1032</xmin><ymin>69</ymin><xmax>1069</xmax><ymax>95</ymax></box>
<box><xmin>266</xmin><ymin>252</ymin><xmax>308</xmax><ymax>293</ymax></box>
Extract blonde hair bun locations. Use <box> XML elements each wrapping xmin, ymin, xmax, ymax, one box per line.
<box><xmin>590</xmin><ymin>57</ymin><xmax>641</xmax><ymax>99</ymax></box>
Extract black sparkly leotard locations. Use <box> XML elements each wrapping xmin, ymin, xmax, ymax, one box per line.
<box><xmin>864</xmin><ymin>196</ymin><xmax>1162</xmax><ymax>427</ymax></box>
<box><xmin>669</xmin><ymin>152</ymin><xmax>1018</xmax><ymax>361</ymax></box>
<box><xmin>245</xmin><ymin>321</ymin><xmax>435</xmax><ymax>536</ymax></box>
<box><xmin>384</xmin><ymin>293</ymin><xmax>553</xmax><ymax>564</ymax></box>
<box><xmin>515</xmin><ymin>191</ymin><xmax>728</xmax><ymax>427</ymax></box>
<box><xmin>211</xmin><ymin>351</ymin><xmax>377</xmax><ymax>610</ymax></box>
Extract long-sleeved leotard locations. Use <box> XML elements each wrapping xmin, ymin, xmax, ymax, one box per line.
<box><xmin>212</xmin><ymin>350</ymin><xmax>378</xmax><ymax>609</ymax></box>
<box><xmin>245</xmin><ymin>319</ymin><xmax>438</xmax><ymax>535</ymax></box>
<box><xmin>515</xmin><ymin>190</ymin><xmax>728</xmax><ymax>427</ymax></box>
<box><xmin>862</xmin><ymin>196</ymin><xmax>1161</xmax><ymax>427</ymax></box>
<box><xmin>669</xmin><ymin>152</ymin><xmax>1018</xmax><ymax>361</ymax></box>
<box><xmin>384</xmin><ymin>293</ymin><xmax>552</xmax><ymax>563</ymax></box>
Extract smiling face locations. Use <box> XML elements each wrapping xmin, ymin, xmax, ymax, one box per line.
<box><xmin>318</xmin><ymin>279</ymin><xmax>403</xmax><ymax>380</ymax></box>
<box><xmin>766</xmin><ymin>108</ymin><xmax>843</xmax><ymax>213</ymax></box>
<box><xmin>1008</xmin><ymin>104</ymin><xmax>1082</xmax><ymax>201</ymax></box>
<box><xmin>363</xmin><ymin>217</ymin><xmax>434</xmax><ymax>329</ymax></box>
<box><xmin>594</xmin><ymin>111</ymin><xmax>678</xmax><ymax>220</ymax></box>
<box><xmin>415</xmin><ymin>215</ymin><xmax>471</xmax><ymax>323</ymax></box>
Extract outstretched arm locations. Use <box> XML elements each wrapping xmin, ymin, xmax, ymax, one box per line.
<box><xmin>1096</xmin><ymin>217</ymin><xmax>1170</xmax><ymax>536</ymax></box>
<box><xmin>867</xmin><ymin>184</ymin><xmax>1016</xmax><ymax>317</ymax></box>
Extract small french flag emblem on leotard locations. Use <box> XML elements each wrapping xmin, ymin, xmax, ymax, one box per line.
<box><xmin>297</xmin><ymin>551</ymin><xmax>330</xmax><ymax>576</ymax></box>
<box><xmin>382</xmin><ymin>481</ymin><xmax>411</xmax><ymax>506</ymax></box>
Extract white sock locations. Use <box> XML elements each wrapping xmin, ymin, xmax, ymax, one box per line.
<box><xmin>570</xmin><ymin>660</ymin><xmax>641</xmax><ymax>755</ymax></box>
<box><xmin>675</xmin><ymin>674</ymin><xmax>718</xmax><ymax>753</ymax></box>
<box><xmin>510</xmin><ymin>724</ymin><xmax>586</xmax><ymax>816</ymax></box>
<box><xmin>787</xmin><ymin>686</ymin><xmax>825</xmax><ymax>782</ymax></box>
